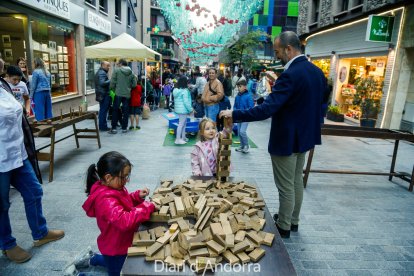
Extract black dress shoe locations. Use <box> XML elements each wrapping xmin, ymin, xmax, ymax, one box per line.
<box><xmin>273</xmin><ymin>213</ymin><xmax>299</xmax><ymax>232</ymax></box>
<box><xmin>276</xmin><ymin>224</ymin><xmax>290</xmax><ymax>239</ymax></box>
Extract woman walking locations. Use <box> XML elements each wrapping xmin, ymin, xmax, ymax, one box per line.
<box><xmin>31</xmin><ymin>57</ymin><xmax>52</xmax><ymax>121</ymax></box>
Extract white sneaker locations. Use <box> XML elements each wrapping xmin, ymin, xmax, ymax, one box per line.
<box><xmin>183</xmin><ymin>137</ymin><xmax>189</xmax><ymax>142</ymax></box>
<box><xmin>175</xmin><ymin>139</ymin><xmax>187</xmax><ymax>145</ymax></box>
<box><xmin>242</xmin><ymin>146</ymin><xmax>249</xmax><ymax>153</ymax></box>
<box><xmin>235</xmin><ymin>146</ymin><xmax>243</xmax><ymax>152</ymax></box>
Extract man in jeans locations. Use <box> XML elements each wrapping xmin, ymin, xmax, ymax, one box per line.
<box><xmin>94</xmin><ymin>61</ymin><xmax>111</xmax><ymax>131</ymax></box>
<box><xmin>109</xmin><ymin>59</ymin><xmax>137</xmax><ymax>134</ymax></box>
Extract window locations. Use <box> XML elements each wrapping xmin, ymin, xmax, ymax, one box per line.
<box><xmin>312</xmin><ymin>0</ymin><xmax>320</xmax><ymax>23</ymax></box>
<box><xmin>151</xmin><ymin>15</ymin><xmax>157</xmax><ymax>28</ymax></box>
<box><xmin>340</xmin><ymin>0</ymin><xmax>349</xmax><ymax>12</ymax></box>
<box><xmin>85</xmin><ymin>0</ymin><xmax>96</xmax><ymax>6</ymax></box>
<box><xmin>352</xmin><ymin>0</ymin><xmax>363</xmax><ymax>6</ymax></box>
<box><xmin>127</xmin><ymin>7</ymin><xmax>131</xmax><ymax>27</ymax></box>
<box><xmin>151</xmin><ymin>38</ymin><xmax>158</xmax><ymax>49</ymax></box>
<box><xmin>99</xmin><ymin>0</ymin><xmax>107</xmax><ymax>13</ymax></box>
<box><xmin>115</xmin><ymin>0</ymin><xmax>121</xmax><ymax>21</ymax></box>
<box><xmin>31</xmin><ymin>16</ymin><xmax>77</xmax><ymax>97</ymax></box>
<box><xmin>85</xmin><ymin>29</ymin><xmax>108</xmax><ymax>91</ymax></box>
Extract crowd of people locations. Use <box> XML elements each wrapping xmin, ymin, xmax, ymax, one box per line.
<box><xmin>1</xmin><ymin>31</ymin><xmax>329</xmax><ymax>276</ymax></box>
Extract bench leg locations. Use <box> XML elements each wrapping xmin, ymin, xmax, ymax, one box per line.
<box><xmin>49</xmin><ymin>128</ymin><xmax>55</xmax><ymax>182</ymax></box>
<box><xmin>389</xmin><ymin>140</ymin><xmax>399</xmax><ymax>181</ymax></box>
<box><xmin>93</xmin><ymin>113</ymin><xmax>101</xmax><ymax>148</ymax></box>
<box><xmin>303</xmin><ymin>148</ymin><xmax>315</xmax><ymax>188</ymax></box>
<box><xmin>73</xmin><ymin>124</ymin><xmax>79</xmax><ymax>148</ymax></box>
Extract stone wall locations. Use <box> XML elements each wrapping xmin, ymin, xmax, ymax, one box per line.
<box><xmin>319</xmin><ymin>0</ymin><xmax>333</xmax><ymax>27</ymax></box>
<box><xmin>366</xmin><ymin>0</ymin><xmax>392</xmax><ymax>11</ymax></box>
<box><xmin>297</xmin><ymin>0</ymin><xmax>309</xmax><ymax>35</ymax></box>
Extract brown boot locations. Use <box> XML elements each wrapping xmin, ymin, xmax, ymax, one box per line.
<box><xmin>33</xmin><ymin>229</ymin><xmax>65</xmax><ymax>247</ymax></box>
<box><xmin>3</xmin><ymin>245</ymin><xmax>32</xmax><ymax>263</ymax></box>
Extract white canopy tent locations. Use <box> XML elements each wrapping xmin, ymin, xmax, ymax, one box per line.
<box><xmin>85</xmin><ymin>33</ymin><xmax>163</xmax><ymax>102</ymax></box>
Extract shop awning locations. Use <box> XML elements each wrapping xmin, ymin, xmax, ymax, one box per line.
<box><xmin>85</xmin><ymin>33</ymin><xmax>162</xmax><ymax>62</ymax></box>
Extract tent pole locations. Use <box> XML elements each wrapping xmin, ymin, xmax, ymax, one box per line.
<box><xmin>144</xmin><ymin>58</ymin><xmax>147</xmax><ymax>104</ymax></box>
<box><xmin>160</xmin><ymin>56</ymin><xmax>163</xmax><ymax>86</ymax></box>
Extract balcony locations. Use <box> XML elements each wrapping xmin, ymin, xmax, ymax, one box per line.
<box><xmin>151</xmin><ymin>0</ymin><xmax>161</xmax><ymax>9</ymax></box>
<box><xmin>156</xmin><ymin>48</ymin><xmax>174</xmax><ymax>58</ymax></box>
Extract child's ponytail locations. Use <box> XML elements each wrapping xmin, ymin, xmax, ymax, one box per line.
<box><xmin>86</xmin><ymin>164</ymin><xmax>99</xmax><ymax>195</ymax></box>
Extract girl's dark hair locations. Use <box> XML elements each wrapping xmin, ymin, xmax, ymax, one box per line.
<box><xmin>85</xmin><ymin>151</ymin><xmax>131</xmax><ymax>195</ymax></box>
<box><xmin>177</xmin><ymin>76</ymin><xmax>188</xmax><ymax>89</ymax></box>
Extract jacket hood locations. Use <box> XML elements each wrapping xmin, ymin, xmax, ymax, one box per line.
<box><xmin>173</xmin><ymin>88</ymin><xmax>186</xmax><ymax>97</ymax></box>
<box><xmin>82</xmin><ymin>181</ymin><xmax>117</xmax><ymax>217</ymax></box>
<box><xmin>119</xmin><ymin>66</ymin><xmax>132</xmax><ymax>76</ymax></box>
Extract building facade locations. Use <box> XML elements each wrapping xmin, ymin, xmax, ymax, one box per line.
<box><xmin>0</xmin><ymin>0</ymin><xmax>136</xmax><ymax>114</ymax></box>
<box><xmin>298</xmin><ymin>0</ymin><xmax>414</xmax><ymax>131</ymax></box>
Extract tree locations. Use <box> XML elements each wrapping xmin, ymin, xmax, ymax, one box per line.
<box><xmin>222</xmin><ymin>30</ymin><xmax>269</xmax><ymax>69</ymax></box>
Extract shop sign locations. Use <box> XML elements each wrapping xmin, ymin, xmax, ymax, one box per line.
<box><xmin>366</xmin><ymin>15</ymin><xmax>394</xmax><ymax>43</ymax></box>
<box><xmin>16</xmin><ymin>0</ymin><xmax>70</xmax><ymax>20</ymax></box>
<box><xmin>85</xmin><ymin>11</ymin><xmax>111</xmax><ymax>36</ymax></box>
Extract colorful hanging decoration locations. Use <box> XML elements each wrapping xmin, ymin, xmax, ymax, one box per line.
<box><xmin>156</xmin><ymin>0</ymin><xmax>263</xmax><ymax>65</ymax></box>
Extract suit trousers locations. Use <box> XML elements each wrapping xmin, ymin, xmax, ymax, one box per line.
<box><xmin>271</xmin><ymin>152</ymin><xmax>306</xmax><ymax>231</ymax></box>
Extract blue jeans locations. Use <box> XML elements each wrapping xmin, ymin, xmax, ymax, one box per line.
<box><xmin>0</xmin><ymin>159</ymin><xmax>48</xmax><ymax>250</ymax></box>
<box><xmin>98</xmin><ymin>94</ymin><xmax>111</xmax><ymax>130</ymax></box>
<box><xmin>238</xmin><ymin>122</ymin><xmax>249</xmax><ymax>148</ymax></box>
<box><xmin>204</xmin><ymin>104</ymin><xmax>220</xmax><ymax>122</ymax></box>
<box><xmin>90</xmin><ymin>253</ymin><xmax>127</xmax><ymax>276</ymax></box>
<box><xmin>111</xmin><ymin>96</ymin><xmax>130</xmax><ymax>130</ymax></box>
<box><xmin>33</xmin><ymin>90</ymin><xmax>53</xmax><ymax>121</ymax></box>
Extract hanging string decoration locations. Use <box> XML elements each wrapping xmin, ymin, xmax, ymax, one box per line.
<box><xmin>156</xmin><ymin>0</ymin><xmax>263</xmax><ymax>65</ymax></box>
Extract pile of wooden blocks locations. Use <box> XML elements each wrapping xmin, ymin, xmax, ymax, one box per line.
<box><xmin>127</xmin><ymin>178</ymin><xmax>275</xmax><ymax>272</ymax></box>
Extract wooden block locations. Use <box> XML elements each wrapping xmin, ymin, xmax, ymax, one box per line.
<box><xmin>206</xmin><ymin>240</ymin><xmax>225</xmax><ymax>254</ymax></box>
<box><xmin>165</xmin><ymin>244</ymin><xmax>171</xmax><ymax>257</ymax></box>
<box><xmin>145</xmin><ymin>247</ymin><xmax>164</xmax><ymax>261</ymax></box>
<box><xmin>189</xmin><ymin>247</ymin><xmax>209</xmax><ymax>258</ymax></box>
<box><xmin>189</xmin><ymin>242</ymin><xmax>206</xmax><ymax>250</ymax></box>
<box><xmin>167</xmin><ymin>217</ymin><xmax>185</xmax><ymax>225</ymax></box>
<box><xmin>168</xmin><ymin>202</ymin><xmax>179</xmax><ymax>218</ymax></box>
<box><xmin>248</xmin><ymin>247</ymin><xmax>265</xmax><ymax>262</ymax></box>
<box><xmin>199</xmin><ymin>207</ymin><xmax>214</xmax><ymax>231</ymax></box>
<box><xmin>132</xmin><ymin>232</ymin><xmax>140</xmax><ymax>245</ymax></box>
<box><xmin>234</xmin><ymin>230</ymin><xmax>246</xmax><ymax>243</ymax></box>
<box><xmin>219</xmin><ymin>138</ymin><xmax>233</xmax><ymax>145</ymax></box>
<box><xmin>149</xmin><ymin>212</ymin><xmax>169</xmax><ymax>222</ymax></box>
<box><xmin>207</xmin><ymin>202</ymin><xmax>222</xmax><ymax>208</ymax></box>
<box><xmin>160</xmin><ymin>196</ymin><xmax>174</xmax><ymax>205</ymax></box>
<box><xmin>207</xmin><ymin>247</ymin><xmax>219</xmax><ymax>258</ymax></box>
<box><xmin>236</xmin><ymin>252</ymin><xmax>250</xmax><ymax>264</ymax></box>
<box><xmin>156</xmin><ymin>231</ymin><xmax>173</xmax><ymax>245</ymax></box>
<box><xmin>245</xmin><ymin>208</ymin><xmax>258</xmax><ymax>216</ymax></box>
<box><xmin>157</xmin><ymin>187</ymin><xmax>172</xmax><ymax>194</ymax></box>
<box><xmin>127</xmin><ymin>246</ymin><xmax>147</xmax><ymax>256</ymax></box>
<box><xmin>177</xmin><ymin>219</ymin><xmax>189</xmax><ymax>232</ymax></box>
<box><xmin>154</xmin><ymin>226</ymin><xmax>167</xmax><ymax>238</ymax></box>
<box><xmin>213</xmin><ymin>232</ymin><xmax>227</xmax><ymax>249</ymax></box>
<box><xmin>145</xmin><ymin>242</ymin><xmax>163</xmax><ymax>257</ymax></box>
<box><xmin>246</xmin><ymin>231</ymin><xmax>263</xmax><ymax>245</ymax></box>
<box><xmin>135</xmin><ymin>240</ymin><xmax>155</xmax><ymax>246</ymax></box>
<box><xmin>138</xmin><ymin>230</ymin><xmax>151</xmax><ymax>240</ymax></box>
<box><xmin>171</xmin><ymin>241</ymin><xmax>186</xmax><ymax>259</ymax></box>
<box><xmin>222</xmin><ymin>250</ymin><xmax>239</xmax><ymax>265</ymax></box>
<box><xmin>202</xmin><ymin>226</ymin><xmax>213</xmax><ymax>241</ymax></box>
<box><xmin>174</xmin><ymin>197</ymin><xmax>185</xmax><ymax>216</ymax></box>
<box><xmin>240</xmin><ymin>198</ymin><xmax>255</xmax><ymax>207</ymax></box>
<box><xmin>151</xmin><ymin>197</ymin><xmax>162</xmax><ymax>205</ymax></box>
<box><xmin>159</xmin><ymin>206</ymin><xmax>170</xmax><ymax>216</ymax></box>
<box><xmin>225</xmin><ymin>234</ymin><xmax>235</xmax><ymax>248</ymax></box>
<box><xmin>262</xmin><ymin>232</ymin><xmax>275</xmax><ymax>246</ymax></box>
<box><xmin>196</xmin><ymin>256</ymin><xmax>216</xmax><ymax>269</ymax></box>
<box><xmin>231</xmin><ymin>240</ymin><xmax>250</xmax><ymax>254</ymax></box>
<box><xmin>194</xmin><ymin>206</ymin><xmax>211</xmax><ymax>230</ymax></box>
<box><xmin>210</xmin><ymin>223</ymin><xmax>225</xmax><ymax>239</ymax></box>
<box><xmin>169</xmin><ymin>223</ymin><xmax>179</xmax><ymax>233</ymax></box>
<box><xmin>170</xmin><ymin>229</ymin><xmax>180</xmax><ymax>242</ymax></box>
<box><xmin>219</xmin><ymin>150</ymin><xmax>231</xmax><ymax>156</ymax></box>
<box><xmin>164</xmin><ymin>256</ymin><xmax>185</xmax><ymax>269</ymax></box>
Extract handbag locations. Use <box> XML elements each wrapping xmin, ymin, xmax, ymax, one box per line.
<box><xmin>209</xmin><ymin>82</ymin><xmax>224</xmax><ymax>102</ymax></box>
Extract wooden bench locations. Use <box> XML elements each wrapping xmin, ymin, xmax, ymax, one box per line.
<box><xmin>303</xmin><ymin>124</ymin><xmax>414</xmax><ymax>191</ymax></box>
<box><xmin>30</xmin><ymin>111</ymin><xmax>101</xmax><ymax>182</ymax></box>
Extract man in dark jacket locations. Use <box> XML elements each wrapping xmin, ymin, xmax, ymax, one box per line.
<box><xmin>94</xmin><ymin>61</ymin><xmax>111</xmax><ymax>131</ymax></box>
<box><xmin>220</xmin><ymin>31</ymin><xmax>326</xmax><ymax>239</ymax></box>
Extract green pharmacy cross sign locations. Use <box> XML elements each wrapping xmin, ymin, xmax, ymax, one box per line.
<box><xmin>366</xmin><ymin>15</ymin><xmax>394</xmax><ymax>43</ymax></box>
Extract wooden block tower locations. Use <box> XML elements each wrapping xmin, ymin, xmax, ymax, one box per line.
<box><xmin>216</xmin><ymin>118</ymin><xmax>232</xmax><ymax>182</ymax></box>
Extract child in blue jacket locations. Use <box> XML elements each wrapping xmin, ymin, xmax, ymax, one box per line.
<box><xmin>234</xmin><ymin>79</ymin><xmax>254</xmax><ymax>153</ymax></box>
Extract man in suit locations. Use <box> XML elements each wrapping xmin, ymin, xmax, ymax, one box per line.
<box><xmin>220</xmin><ymin>31</ymin><xmax>326</xmax><ymax>238</ymax></box>
<box><xmin>94</xmin><ymin>61</ymin><xmax>111</xmax><ymax>131</ymax></box>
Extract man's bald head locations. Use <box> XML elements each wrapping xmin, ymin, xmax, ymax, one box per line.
<box><xmin>273</xmin><ymin>31</ymin><xmax>302</xmax><ymax>66</ymax></box>
<box><xmin>101</xmin><ymin>61</ymin><xmax>110</xmax><ymax>72</ymax></box>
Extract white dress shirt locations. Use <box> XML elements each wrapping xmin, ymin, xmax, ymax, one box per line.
<box><xmin>0</xmin><ymin>85</ymin><xmax>28</xmax><ymax>173</ymax></box>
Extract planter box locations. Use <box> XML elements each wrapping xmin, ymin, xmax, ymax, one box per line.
<box><xmin>327</xmin><ymin>112</ymin><xmax>344</xmax><ymax>122</ymax></box>
<box><xmin>360</xmin><ymin>118</ymin><xmax>376</xmax><ymax>128</ymax></box>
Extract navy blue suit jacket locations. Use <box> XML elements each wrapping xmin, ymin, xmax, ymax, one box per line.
<box><xmin>233</xmin><ymin>56</ymin><xmax>326</xmax><ymax>156</ymax></box>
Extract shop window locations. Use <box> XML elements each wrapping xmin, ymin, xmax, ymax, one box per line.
<box><xmin>31</xmin><ymin>16</ymin><xmax>77</xmax><ymax>98</ymax></box>
<box><xmin>0</xmin><ymin>15</ymin><xmax>27</xmax><ymax>70</ymax></box>
<box><xmin>115</xmin><ymin>0</ymin><xmax>122</xmax><ymax>21</ymax></box>
<box><xmin>99</xmin><ymin>0</ymin><xmax>108</xmax><ymax>13</ymax></box>
<box><xmin>85</xmin><ymin>29</ymin><xmax>108</xmax><ymax>92</ymax></box>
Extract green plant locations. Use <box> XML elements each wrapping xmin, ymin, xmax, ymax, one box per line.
<box><xmin>352</xmin><ymin>77</ymin><xmax>381</xmax><ymax>119</ymax></box>
<box><xmin>327</xmin><ymin>105</ymin><xmax>341</xmax><ymax>115</ymax></box>
<box><xmin>348</xmin><ymin>68</ymin><xmax>357</xmax><ymax>84</ymax></box>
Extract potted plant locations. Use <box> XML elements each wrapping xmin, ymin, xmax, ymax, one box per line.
<box><xmin>326</xmin><ymin>105</ymin><xmax>344</xmax><ymax>122</ymax></box>
<box><xmin>352</xmin><ymin>77</ymin><xmax>381</xmax><ymax>127</ymax></box>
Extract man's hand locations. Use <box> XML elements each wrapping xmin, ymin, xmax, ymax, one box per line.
<box><xmin>219</xmin><ymin>110</ymin><xmax>232</xmax><ymax>119</ymax></box>
<box><xmin>139</xmin><ymin>187</ymin><xmax>150</xmax><ymax>198</ymax></box>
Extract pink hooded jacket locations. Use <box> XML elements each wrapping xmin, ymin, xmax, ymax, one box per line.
<box><xmin>191</xmin><ymin>128</ymin><xmax>232</xmax><ymax>176</ymax></box>
<box><xmin>82</xmin><ymin>181</ymin><xmax>155</xmax><ymax>256</ymax></box>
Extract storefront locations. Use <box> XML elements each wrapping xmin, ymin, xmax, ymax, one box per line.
<box><xmin>305</xmin><ymin>7</ymin><xmax>404</xmax><ymax>127</ymax></box>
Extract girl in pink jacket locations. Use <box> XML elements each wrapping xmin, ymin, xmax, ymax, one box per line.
<box><xmin>191</xmin><ymin>118</ymin><xmax>232</xmax><ymax>176</ymax></box>
<box><xmin>75</xmin><ymin>151</ymin><xmax>155</xmax><ymax>275</ymax></box>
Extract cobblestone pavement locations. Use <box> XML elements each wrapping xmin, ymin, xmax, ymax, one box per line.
<box><xmin>1</xmin><ymin>106</ymin><xmax>414</xmax><ymax>276</ymax></box>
